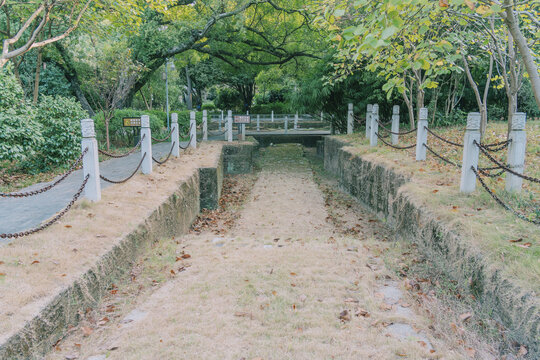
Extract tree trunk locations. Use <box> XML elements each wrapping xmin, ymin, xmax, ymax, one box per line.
<box><xmin>105</xmin><ymin>116</ymin><xmax>110</xmax><ymax>151</ymax></box>
<box><xmin>502</xmin><ymin>1</ymin><xmax>540</xmax><ymax>109</ymax></box>
<box><xmin>33</xmin><ymin>47</ymin><xmax>42</xmax><ymax>104</ymax></box>
<box><xmin>52</xmin><ymin>42</ymin><xmax>95</xmax><ymax>116</ymax></box>
<box><xmin>185</xmin><ymin>65</ymin><xmax>193</xmax><ymax>110</ymax></box>
<box><xmin>140</xmin><ymin>89</ymin><xmax>150</xmax><ymax>110</ymax></box>
<box><xmin>462</xmin><ymin>52</ymin><xmax>490</xmax><ymax>137</ymax></box>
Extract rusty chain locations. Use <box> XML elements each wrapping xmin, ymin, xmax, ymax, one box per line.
<box><xmin>179</xmin><ymin>136</ymin><xmax>194</xmax><ymax>150</ymax></box>
<box><xmin>100</xmin><ymin>153</ymin><xmax>147</xmax><ymax>184</ymax></box>
<box><xmin>151</xmin><ymin>129</ymin><xmax>174</xmax><ymax>143</ymax></box>
<box><xmin>0</xmin><ymin>174</ymin><xmax>90</xmax><ymax>239</ymax></box>
<box><xmin>478</xmin><ymin>168</ymin><xmax>506</xmax><ymax>178</ymax></box>
<box><xmin>98</xmin><ymin>135</ymin><xmax>145</xmax><ymax>158</ymax></box>
<box><xmin>482</xmin><ymin>139</ymin><xmax>511</xmax><ymax>148</ymax></box>
<box><xmin>423</xmin><ymin>144</ymin><xmax>461</xmax><ymax>167</ymax></box>
<box><xmin>152</xmin><ymin>142</ymin><xmax>176</xmax><ymax>165</ymax></box>
<box><xmin>475</xmin><ymin>140</ymin><xmax>540</xmax><ymax>184</ymax></box>
<box><xmin>479</xmin><ymin>140</ymin><xmax>510</xmax><ymax>153</ymax></box>
<box><xmin>375</xmin><ymin>132</ymin><xmax>416</xmax><ymax>150</ymax></box>
<box><xmin>472</xmin><ymin>166</ymin><xmax>539</xmax><ymax>225</ymax></box>
<box><xmin>424</xmin><ymin>127</ymin><xmax>463</xmax><ymax>148</ymax></box>
<box><xmin>1</xmin><ymin>148</ymin><xmax>88</xmax><ymax>198</ymax></box>
<box><xmin>377</xmin><ymin>119</ymin><xmax>417</xmax><ymax>135</ymax></box>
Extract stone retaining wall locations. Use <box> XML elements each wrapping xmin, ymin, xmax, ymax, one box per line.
<box><xmin>324</xmin><ymin>136</ymin><xmax>539</xmax><ymax>356</ymax></box>
<box><xmin>0</xmin><ymin>142</ymin><xmax>255</xmax><ymax>359</ymax></box>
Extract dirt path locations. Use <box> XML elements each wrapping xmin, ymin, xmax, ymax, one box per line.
<box><xmin>46</xmin><ymin>144</ymin><xmax>470</xmax><ymax>360</ymax></box>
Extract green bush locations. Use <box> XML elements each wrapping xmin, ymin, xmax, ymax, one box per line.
<box><xmin>31</xmin><ymin>96</ymin><xmax>88</xmax><ymax>170</ymax></box>
<box><xmin>202</xmin><ymin>102</ymin><xmax>216</xmax><ymax>111</ymax></box>
<box><xmin>251</xmin><ymin>102</ymin><xmax>291</xmax><ymax>114</ymax></box>
<box><xmin>0</xmin><ymin>66</ymin><xmax>43</xmax><ymax>163</ymax></box>
<box><xmin>215</xmin><ymin>88</ymin><xmax>242</xmax><ymax>111</ymax></box>
<box><xmin>172</xmin><ymin>110</ymin><xmax>203</xmax><ymax>136</ymax></box>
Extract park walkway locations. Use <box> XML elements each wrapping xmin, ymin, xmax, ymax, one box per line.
<box><xmin>45</xmin><ymin>144</ymin><xmax>471</xmax><ymax>360</ymax></box>
<box><xmin>0</xmin><ymin>141</ymin><xmax>188</xmax><ymax>240</ymax></box>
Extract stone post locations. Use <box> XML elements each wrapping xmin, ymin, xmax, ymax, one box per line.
<box><xmin>505</xmin><ymin>112</ymin><xmax>527</xmax><ymax>192</ymax></box>
<box><xmin>80</xmin><ymin>119</ymin><xmax>101</xmax><ymax>202</ymax></box>
<box><xmin>202</xmin><ymin>110</ymin><xmax>208</xmax><ymax>141</ymax></box>
<box><xmin>171</xmin><ymin>113</ymin><xmax>180</xmax><ymax>157</ymax></box>
<box><xmin>240</xmin><ymin>122</ymin><xmax>246</xmax><ymax>141</ymax></box>
<box><xmin>227</xmin><ymin>110</ymin><xmax>233</xmax><ymax>142</ymax></box>
<box><xmin>219</xmin><ymin>110</ymin><xmax>223</xmax><ymax>131</ymax></box>
<box><xmin>347</xmin><ymin>103</ymin><xmax>354</xmax><ymax>134</ymax></box>
<box><xmin>294</xmin><ymin>112</ymin><xmax>299</xmax><ymax>130</ymax></box>
<box><xmin>369</xmin><ymin>104</ymin><xmax>379</xmax><ymax>147</ymax></box>
<box><xmin>140</xmin><ymin>115</ymin><xmax>153</xmax><ymax>174</ymax></box>
<box><xmin>366</xmin><ymin>104</ymin><xmax>372</xmax><ymax>139</ymax></box>
<box><xmin>257</xmin><ymin>115</ymin><xmax>260</xmax><ymax>132</ymax></box>
<box><xmin>284</xmin><ymin>116</ymin><xmax>288</xmax><ymax>134</ymax></box>
<box><xmin>190</xmin><ymin>111</ymin><xmax>197</xmax><ymax>149</ymax></box>
<box><xmin>460</xmin><ymin>113</ymin><xmax>481</xmax><ymax>193</ymax></box>
<box><xmin>391</xmin><ymin>105</ymin><xmax>400</xmax><ymax>145</ymax></box>
<box><xmin>321</xmin><ymin>111</ymin><xmax>324</xmax><ymax>122</ymax></box>
<box><xmin>415</xmin><ymin>108</ymin><xmax>428</xmax><ymax>161</ymax></box>
<box><xmin>271</xmin><ymin>110</ymin><xmax>274</xmax><ymax>123</ymax></box>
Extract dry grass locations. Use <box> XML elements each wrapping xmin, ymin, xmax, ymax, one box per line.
<box><xmin>339</xmin><ymin>120</ymin><xmax>539</xmax><ymax>295</ymax></box>
<box><xmin>0</xmin><ymin>142</ymin><xmax>224</xmax><ymax>345</ymax></box>
<box><xmin>45</xmin><ymin>144</ymin><xmax>474</xmax><ymax>360</ymax></box>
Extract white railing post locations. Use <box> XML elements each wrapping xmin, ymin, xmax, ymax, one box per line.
<box><xmin>369</xmin><ymin>104</ymin><xmax>379</xmax><ymax>147</ymax></box>
<box><xmin>391</xmin><ymin>105</ymin><xmax>400</xmax><ymax>145</ymax></box>
<box><xmin>171</xmin><ymin>113</ymin><xmax>180</xmax><ymax>157</ymax></box>
<box><xmin>190</xmin><ymin>111</ymin><xmax>197</xmax><ymax>149</ymax></box>
<box><xmin>271</xmin><ymin>110</ymin><xmax>274</xmax><ymax>123</ymax></box>
<box><xmin>366</xmin><ymin>104</ymin><xmax>372</xmax><ymax>139</ymax></box>
<box><xmin>202</xmin><ymin>110</ymin><xmax>208</xmax><ymax>141</ymax></box>
<box><xmin>294</xmin><ymin>112</ymin><xmax>299</xmax><ymax>130</ymax></box>
<box><xmin>80</xmin><ymin>119</ymin><xmax>101</xmax><ymax>202</ymax></box>
<box><xmin>415</xmin><ymin>108</ymin><xmax>428</xmax><ymax>161</ymax></box>
<box><xmin>284</xmin><ymin>116</ymin><xmax>288</xmax><ymax>134</ymax></box>
<box><xmin>460</xmin><ymin>113</ymin><xmax>481</xmax><ymax>193</ymax></box>
<box><xmin>321</xmin><ymin>111</ymin><xmax>324</xmax><ymax>122</ymax></box>
<box><xmin>347</xmin><ymin>103</ymin><xmax>354</xmax><ymax>134</ymax></box>
<box><xmin>219</xmin><ymin>110</ymin><xmax>223</xmax><ymax>131</ymax></box>
<box><xmin>505</xmin><ymin>112</ymin><xmax>527</xmax><ymax>192</ymax></box>
<box><xmin>140</xmin><ymin>115</ymin><xmax>153</xmax><ymax>174</ymax></box>
<box><xmin>227</xmin><ymin>110</ymin><xmax>233</xmax><ymax>142</ymax></box>
<box><xmin>257</xmin><ymin>114</ymin><xmax>260</xmax><ymax>132</ymax></box>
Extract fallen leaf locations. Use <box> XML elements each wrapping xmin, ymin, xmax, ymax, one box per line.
<box><xmin>81</xmin><ymin>326</ymin><xmax>93</xmax><ymax>337</ymax></box>
<box><xmin>465</xmin><ymin>347</ymin><xmax>476</xmax><ymax>357</ymax></box>
<box><xmin>432</xmin><ymin>189</ymin><xmax>439</xmax><ymax>193</ymax></box>
<box><xmin>509</xmin><ymin>238</ymin><xmax>523</xmax><ymax>243</ymax></box>
<box><xmin>108</xmin><ymin>346</ymin><xmax>119</xmax><ymax>351</ymax></box>
<box><xmin>290</xmin><ymin>283</ymin><xmax>296</xmax><ymax>287</ymax></box>
<box><xmin>170</xmin><ymin>269</ymin><xmax>176</xmax><ymax>275</ymax></box>
<box><xmin>516</xmin><ymin>243</ymin><xmax>532</xmax><ymax>249</ymax></box>
<box><xmin>290</xmin><ymin>272</ymin><xmax>297</xmax><ymax>276</ymax></box>
<box><xmin>379</xmin><ymin>303</ymin><xmax>393</xmax><ymax>311</ymax></box>
<box><xmin>339</xmin><ymin>310</ymin><xmax>351</xmax><ymax>322</ymax></box>
<box><xmin>64</xmin><ymin>225</ymin><xmax>72</xmax><ymax>228</ymax></box>
<box><xmin>181</xmin><ymin>254</ymin><xmax>191</xmax><ymax>259</ymax></box>
<box><xmin>0</xmin><ymin>273</ymin><xmax>6</xmax><ymax>276</ymax></box>
<box><xmin>355</xmin><ymin>308</ymin><xmax>370</xmax><ymax>317</ymax></box>
<box><xmin>31</xmin><ymin>260</ymin><xmax>40</xmax><ymax>265</ymax></box>
<box><xmin>460</xmin><ymin>312</ymin><xmax>473</xmax><ymax>322</ymax></box>
<box><xmin>0</xmin><ymin>261</ymin><xmax>4</xmax><ymax>265</ymax></box>
<box><xmin>518</xmin><ymin>345</ymin><xmax>528</xmax><ymax>356</ymax></box>
<box><xmin>344</xmin><ymin>298</ymin><xmax>359</xmax><ymax>303</ymax></box>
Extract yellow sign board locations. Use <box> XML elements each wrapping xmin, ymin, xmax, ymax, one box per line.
<box><xmin>123</xmin><ymin>117</ymin><xmax>141</xmax><ymax>127</ymax></box>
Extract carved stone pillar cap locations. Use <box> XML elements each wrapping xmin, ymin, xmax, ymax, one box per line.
<box><xmin>348</xmin><ymin>103</ymin><xmax>353</xmax><ymax>111</ymax></box>
<box><xmin>81</xmin><ymin>119</ymin><xmax>95</xmax><ymax>137</ymax></box>
<box><xmin>171</xmin><ymin>113</ymin><xmax>178</xmax><ymax>123</ymax></box>
<box><xmin>372</xmin><ymin>104</ymin><xmax>379</xmax><ymax>113</ymax></box>
<box><xmin>393</xmin><ymin>105</ymin><xmax>400</xmax><ymax>114</ymax></box>
<box><xmin>141</xmin><ymin>115</ymin><xmax>150</xmax><ymax>128</ymax></box>
<box><xmin>511</xmin><ymin>112</ymin><xmax>527</xmax><ymax>130</ymax></box>
<box><xmin>367</xmin><ymin>104</ymin><xmax>373</xmax><ymax>111</ymax></box>
<box><xmin>466</xmin><ymin>112</ymin><xmax>481</xmax><ymax>130</ymax></box>
<box><xmin>419</xmin><ymin>107</ymin><xmax>428</xmax><ymax>120</ymax></box>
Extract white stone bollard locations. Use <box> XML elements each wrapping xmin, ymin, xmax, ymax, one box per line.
<box><xmin>171</xmin><ymin>113</ymin><xmax>180</xmax><ymax>157</ymax></box>
<box><xmin>189</xmin><ymin>111</ymin><xmax>197</xmax><ymax>149</ymax></box>
<box><xmin>321</xmin><ymin>111</ymin><xmax>324</xmax><ymax>122</ymax></box>
<box><xmin>505</xmin><ymin>112</ymin><xmax>527</xmax><ymax>192</ymax></box>
<box><xmin>141</xmin><ymin>115</ymin><xmax>153</xmax><ymax>174</ymax></box>
<box><xmin>257</xmin><ymin>115</ymin><xmax>260</xmax><ymax>132</ymax></box>
<box><xmin>219</xmin><ymin>110</ymin><xmax>223</xmax><ymax>131</ymax></box>
<box><xmin>460</xmin><ymin>113</ymin><xmax>481</xmax><ymax>193</ymax></box>
<box><xmin>202</xmin><ymin>110</ymin><xmax>208</xmax><ymax>141</ymax></box>
<box><xmin>271</xmin><ymin>110</ymin><xmax>274</xmax><ymax>123</ymax></box>
<box><xmin>80</xmin><ymin>119</ymin><xmax>101</xmax><ymax>202</ymax></box>
<box><xmin>391</xmin><ymin>105</ymin><xmax>400</xmax><ymax>145</ymax></box>
<box><xmin>284</xmin><ymin>116</ymin><xmax>288</xmax><ymax>134</ymax></box>
<box><xmin>240</xmin><ymin>123</ymin><xmax>246</xmax><ymax>141</ymax></box>
<box><xmin>347</xmin><ymin>103</ymin><xmax>354</xmax><ymax>134</ymax></box>
<box><xmin>366</xmin><ymin>104</ymin><xmax>372</xmax><ymax>139</ymax></box>
<box><xmin>369</xmin><ymin>104</ymin><xmax>379</xmax><ymax>147</ymax></box>
<box><xmin>294</xmin><ymin>112</ymin><xmax>299</xmax><ymax>130</ymax></box>
<box><xmin>415</xmin><ymin>108</ymin><xmax>429</xmax><ymax>161</ymax></box>
<box><xmin>227</xmin><ymin>110</ymin><xmax>233</xmax><ymax>142</ymax></box>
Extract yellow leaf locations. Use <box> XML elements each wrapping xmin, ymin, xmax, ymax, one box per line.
<box><xmin>465</xmin><ymin>0</ymin><xmax>475</xmax><ymax>10</ymax></box>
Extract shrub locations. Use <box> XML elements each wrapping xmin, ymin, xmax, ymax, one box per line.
<box><xmin>0</xmin><ymin>66</ymin><xmax>43</xmax><ymax>163</ymax></box>
<box><xmin>31</xmin><ymin>96</ymin><xmax>88</xmax><ymax>170</ymax></box>
<box><xmin>215</xmin><ymin>88</ymin><xmax>242</xmax><ymax>111</ymax></box>
<box><xmin>202</xmin><ymin>102</ymin><xmax>216</xmax><ymax>111</ymax></box>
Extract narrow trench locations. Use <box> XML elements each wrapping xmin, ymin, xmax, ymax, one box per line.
<box><xmin>46</xmin><ymin>144</ymin><xmax>498</xmax><ymax>360</ymax></box>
